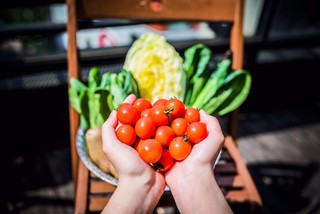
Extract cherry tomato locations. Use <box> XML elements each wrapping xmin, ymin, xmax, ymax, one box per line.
<box><xmin>140</xmin><ymin>108</ymin><xmax>152</xmax><ymax>118</ymax></box>
<box><xmin>165</xmin><ymin>98</ymin><xmax>185</xmax><ymax>119</ymax></box>
<box><xmin>184</xmin><ymin>108</ymin><xmax>200</xmax><ymax>123</ymax></box>
<box><xmin>116</xmin><ymin>124</ymin><xmax>136</xmax><ymax>145</ymax></box>
<box><xmin>153</xmin><ymin>98</ymin><xmax>168</xmax><ymax>107</ymax></box>
<box><xmin>133</xmin><ymin>98</ymin><xmax>152</xmax><ymax>112</ymax></box>
<box><xmin>137</xmin><ymin>139</ymin><xmax>163</xmax><ymax>163</ymax></box>
<box><xmin>151</xmin><ymin>105</ymin><xmax>169</xmax><ymax>126</ymax></box>
<box><xmin>171</xmin><ymin>118</ymin><xmax>189</xmax><ymax>136</ymax></box>
<box><xmin>154</xmin><ymin>126</ymin><xmax>175</xmax><ymax>147</ymax></box>
<box><xmin>135</xmin><ymin>117</ymin><xmax>156</xmax><ymax>139</ymax></box>
<box><xmin>169</xmin><ymin>137</ymin><xmax>192</xmax><ymax>161</ymax></box>
<box><xmin>186</xmin><ymin>122</ymin><xmax>208</xmax><ymax>144</ymax></box>
<box><xmin>154</xmin><ymin>150</ymin><xmax>174</xmax><ymax>173</ymax></box>
<box><xmin>117</xmin><ymin>103</ymin><xmax>140</xmax><ymax>125</ymax></box>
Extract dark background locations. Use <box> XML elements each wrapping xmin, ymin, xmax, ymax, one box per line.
<box><xmin>1</xmin><ymin>0</ymin><xmax>320</xmax><ymax>213</ymax></box>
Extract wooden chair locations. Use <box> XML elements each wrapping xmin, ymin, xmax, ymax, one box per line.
<box><xmin>66</xmin><ymin>0</ymin><xmax>263</xmax><ymax>213</ymax></box>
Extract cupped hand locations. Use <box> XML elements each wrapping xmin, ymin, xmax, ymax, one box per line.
<box><xmin>102</xmin><ymin>94</ymin><xmax>165</xmax><ymax>187</ymax></box>
<box><xmin>165</xmin><ymin>109</ymin><xmax>224</xmax><ymax>188</ymax></box>
<box><xmin>101</xmin><ymin>94</ymin><xmax>165</xmax><ymax>213</ymax></box>
<box><xmin>163</xmin><ymin>110</ymin><xmax>232</xmax><ymax>214</ymax></box>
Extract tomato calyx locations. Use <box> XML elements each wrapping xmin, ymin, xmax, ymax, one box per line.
<box><xmin>153</xmin><ymin>162</ymin><xmax>165</xmax><ymax>172</ymax></box>
<box><xmin>183</xmin><ymin>133</ymin><xmax>189</xmax><ymax>143</ymax></box>
<box><xmin>164</xmin><ymin>107</ymin><xmax>174</xmax><ymax>115</ymax></box>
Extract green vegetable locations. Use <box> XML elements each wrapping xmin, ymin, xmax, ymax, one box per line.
<box><xmin>191</xmin><ymin>59</ymin><xmax>232</xmax><ymax>109</ymax></box>
<box><xmin>202</xmin><ymin>89</ymin><xmax>233</xmax><ymax>114</ymax></box>
<box><xmin>107</xmin><ymin>69</ymin><xmax>139</xmax><ymax>110</ymax></box>
<box><xmin>181</xmin><ymin>43</ymin><xmax>251</xmax><ymax>116</ymax></box>
<box><xmin>183</xmin><ymin>44</ymin><xmax>212</xmax><ymax>106</ymax></box>
<box><xmin>68</xmin><ymin>67</ymin><xmax>139</xmax><ymax>130</ymax></box>
<box><xmin>215</xmin><ymin>70</ymin><xmax>252</xmax><ymax>115</ymax></box>
<box><xmin>88</xmin><ymin>67</ymin><xmax>100</xmax><ymax>90</ymax></box>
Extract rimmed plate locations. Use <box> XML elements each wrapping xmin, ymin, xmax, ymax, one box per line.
<box><xmin>76</xmin><ymin>128</ymin><xmax>119</xmax><ymax>186</ymax></box>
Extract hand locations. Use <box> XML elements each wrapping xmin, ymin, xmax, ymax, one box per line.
<box><xmin>166</xmin><ymin>110</ymin><xmax>224</xmax><ymax>185</ymax></box>
<box><xmin>165</xmin><ymin>110</ymin><xmax>233</xmax><ymax>213</ymax></box>
<box><xmin>101</xmin><ymin>94</ymin><xmax>165</xmax><ymax>214</ymax></box>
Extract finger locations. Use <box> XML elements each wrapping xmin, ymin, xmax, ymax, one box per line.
<box><xmin>199</xmin><ymin>110</ymin><xmax>224</xmax><ymax>145</ymax></box>
<box><xmin>104</xmin><ymin>110</ymin><xmax>118</xmax><ymax>128</ymax></box>
<box><xmin>199</xmin><ymin>110</ymin><xmax>223</xmax><ymax>135</ymax></box>
<box><xmin>123</xmin><ymin>94</ymin><xmax>136</xmax><ymax>104</ymax></box>
<box><xmin>102</xmin><ymin>111</ymin><xmax>120</xmax><ymax>150</ymax></box>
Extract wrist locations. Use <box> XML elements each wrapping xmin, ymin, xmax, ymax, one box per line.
<box><xmin>166</xmin><ymin>163</ymin><xmax>213</xmax><ymax>191</ymax></box>
<box><xmin>166</xmin><ymin>164</ymin><xmax>232</xmax><ymax>214</ymax></box>
<box><xmin>116</xmin><ymin>173</ymin><xmax>164</xmax><ymax>213</ymax></box>
<box><xmin>102</xmin><ymin>169</ymin><xmax>165</xmax><ymax>214</ymax></box>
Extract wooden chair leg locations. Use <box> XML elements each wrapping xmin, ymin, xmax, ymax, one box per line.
<box><xmin>75</xmin><ymin>161</ymin><xmax>89</xmax><ymax>214</ymax></box>
<box><xmin>224</xmin><ymin>136</ymin><xmax>263</xmax><ymax>211</ymax></box>
<box><xmin>229</xmin><ymin>109</ymin><xmax>240</xmax><ymax>141</ymax></box>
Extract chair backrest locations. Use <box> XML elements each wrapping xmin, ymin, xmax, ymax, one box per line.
<box><xmin>66</xmin><ymin>0</ymin><xmax>244</xmax><ymax>185</ymax></box>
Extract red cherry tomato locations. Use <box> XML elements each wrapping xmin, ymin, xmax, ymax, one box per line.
<box><xmin>135</xmin><ymin>117</ymin><xmax>156</xmax><ymax>139</ymax></box>
<box><xmin>151</xmin><ymin>105</ymin><xmax>169</xmax><ymax>126</ymax></box>
<box><xmin>133</xmin><ymin>98</ymin><xmax>152</xmax><ymax>112</ymax></box>
<box><xmin>153</xmin><ymin>98</ymin><xmax>168</xmax><ymax>107</ymax></box>
<box><xmin>137</xmin><ymin>139</ymin><xmax>163</xmax><ymax>163</ymax></box>
<box><xmin>186</xmin><ymin>122</ymin><xmax>208</xmax><ymax>144</ymax></box>
<box><xmin>141</xmin><ymin>108</ymin><xmax>152</xmax><ymax>118</ymax></box>
<box><xmin>154</xmin><ymin>150</ymin><xmax>174</xmax><ymax>172</ymax></box>
<box><xmin>184</xmin><ymin>108</ymin><xmax>200</xmax><ymax>123</ymax></box>
<box><xmin>154</xmin><ymin>126</ymin><xmax>175</xmax><ymax>147</ymax></box>
<box><xmin>169</xmin><ymin>137</ymin><xmax>192</xmax><ymax>161</ymax></box>
<box><xmin>117</xmin><ymin>103</ymin><xmax>140</xmax><ymax>125</ymax></box>
<box><xmin>171</xmin><ymin>117</ymin><xmax>189</xmax><ymax>136</ymax></box>
<box><xmin>165</xmin><ymin>98</ymin><xmax>185</xmax><ymax>119</ymax></box>
<box><xmin>116</xmin><ymin>124</ymin><xmax>136</xmax><ymax>145</ymax></box>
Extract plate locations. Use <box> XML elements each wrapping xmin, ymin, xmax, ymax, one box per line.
<box><xmin>76</xmin><ymin>128</ymin><xmax>221</xmax><ymax>191</ymax></box>
<box><xmin>76</xmin><ymin>128</ymin><xmax>119</xmax><ymax>186</ymax></box>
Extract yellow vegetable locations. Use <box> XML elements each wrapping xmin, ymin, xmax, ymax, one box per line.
<box><xmin>85</xmin><ymin>128</ymin><xmax>118</xmax><ymax>179</ymax></box>
<box><xmin>124</xmin><ymin>32</ymin><xmax>185</xmax><ymax>103</ymax></box>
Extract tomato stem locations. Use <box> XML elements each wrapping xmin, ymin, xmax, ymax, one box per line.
<box><xmin>164</xmin><ymin>107</ymin><xmax>174</xmax><ymax>115</ymax></box>
<box><xmin>183</xmin><ymin>134</ymin><xmax>189</xmax><ymax>142</ymax></box>
<box><xmin>153</xmin><ymin>162</ymin><xmax>164</xmax><ymax>172</ymax></box>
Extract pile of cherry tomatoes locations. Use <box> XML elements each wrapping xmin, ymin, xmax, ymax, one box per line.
<box><xmin>116</xmin><ymin>98</ymin><xmax>208</xmax><ymax>173</ymax></box>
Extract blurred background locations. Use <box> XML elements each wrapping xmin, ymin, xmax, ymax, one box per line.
<box><xmin>0</xmin><ymin>0</ymin><xmax>320</xmax><ymax>213</ymax></box>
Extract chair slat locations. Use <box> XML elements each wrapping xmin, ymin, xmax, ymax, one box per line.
<box><xmin>88</xmin><ymin>197</ymin><xmax>110</xmax><ymax>212</ymax></box>
<box><xmin>90</xmin><ymin>180</ymin><xmax>116</xmax><ymax>194</ymax></box>
<box><xmin>225</xmin><ymin>189</ymin><xmax>250</xmax><ymax>202</ymax></box>
<box><xmin>216</xmin><ymin>175</ymin><xmax>244</xmax><ymax>189</ymax></box>
<box><xmin>78</xmin><ymin>0</ymin><xmax>236</xmax><ymax>22</ymax></box>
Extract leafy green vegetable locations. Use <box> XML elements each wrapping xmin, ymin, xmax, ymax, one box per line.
<box><xmin>191</xmin><ymin>59</ymin><xmax>232</xmax><ymax>109</ymax></box>
<box><xmin>88</xmin><ymin>67</ymin><xmax>100</xmax><ymax>90</ymax></box>
<box><xmin>183</xmin><ymin>44</ymin><xmax>212</xmax><ymax>106</ymax></box>
<box><xmin>215</xmin><ymin>70</ymin><xmax>252</xmax><ymax>115</ymax></box>
<box><xmin>79</xmin><ymin>90</ymin><xmax>90</xmax><ymax>130</ymax></box>
<box><xmin>182</xmin><ymin>43</ymin><xmax>251</xmax><ymax>116</ymax></box>
<box><xmin>68</xmin><ymin>67</ymin><xmax>139</xmax><ymax>130</ymax></box>
<box><xmin>202</xmin><ymin>88</ymin><xmax>233</xmax><ymax>114</ymax></box>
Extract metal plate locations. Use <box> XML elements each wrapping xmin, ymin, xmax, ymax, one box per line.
<box><xmin>76</xmin><ymin>128</ymin><xmax>119</xmax><ymax>186</ymax></box>
<box><xmin>76</xmin><ymin>128</ymin><xmax>221</xmax><ymax>191</ymax></box>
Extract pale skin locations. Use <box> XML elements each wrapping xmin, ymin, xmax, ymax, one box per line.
<box><xmin>101</xmin><ymin>94</ymin><xmax>233</xmax><ymax>214</ymax></box>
